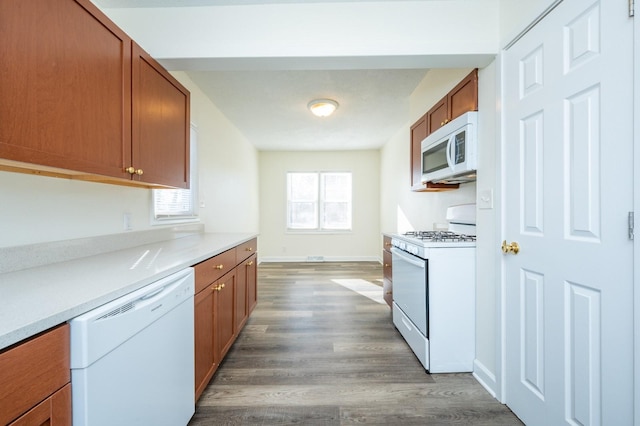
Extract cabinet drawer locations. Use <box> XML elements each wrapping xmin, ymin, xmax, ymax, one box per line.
<box><xmin>194</xmin><ymin>249</ymin><xmax>237</xmax><ymax>294</ymax></box>
<box><xmin>236</xmin><ymin>238</ymin><xmax>257</xmax><ymax>264</ymax></box>
<box><xmin>383</xmin><ymin>236</ymin><xmax>392</xmax><ymax>252</ymax></box>
<box><xmin>0</xmin><ymin>324</ymin><xmax>70</xmax><ymax>426</ymax></box>
<box><xmin>383</xmin><ymin>250</ymin><xmax>392</xmax><ymax>281</ymax></box>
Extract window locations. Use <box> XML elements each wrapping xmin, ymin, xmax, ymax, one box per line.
<box><xmin>152</xmin><ymin>126</ymin><xmax>198</xmax><ymax>222</ymax></box>
<box><xmin>287</xmin><ymin>172</ymin><xmax>352</xmax><ymax>231</ymax></box>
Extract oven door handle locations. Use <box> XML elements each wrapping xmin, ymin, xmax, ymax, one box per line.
<box><xmin>391</xmin><ymin>247</ymin><xmax>425</xmax><ymax>269</ymax></box>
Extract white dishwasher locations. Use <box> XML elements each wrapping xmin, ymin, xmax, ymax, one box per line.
<box><xmin>70</xmin><ymin>267</ymin><xmax>195</xmax><ymax>426</ymax></box>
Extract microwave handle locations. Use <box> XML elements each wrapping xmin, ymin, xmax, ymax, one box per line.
<box><xmin>446</xmin><ymin>134</ymin><xmax>455</xmax><ymax>167</ymax></box>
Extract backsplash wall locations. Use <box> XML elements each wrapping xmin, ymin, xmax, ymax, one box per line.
<box><xmin>0</xmin><ymin>171</ymin><xmax>152</xmax><ymax>249</ymax></box>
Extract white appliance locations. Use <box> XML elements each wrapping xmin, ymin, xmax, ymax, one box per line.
<box><xmin>70</xmin><ymin>268</ymin><xmax>195</xmax><ymax>426</ymax></box>
<box><xmin>391</xmin><ymin>204</ymin><xmax>476</xmax><ymax>372</ymax></box>
<box><xmin>421</xmin><ymin>111</ymin><xmax>478</xmax><ymax>184</ymax></box>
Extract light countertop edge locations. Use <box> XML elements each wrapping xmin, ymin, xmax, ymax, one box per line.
<box><xmin>0</xmin><ymin>232</ymin><xmax>257</xmax><ymax>351</ymax></box>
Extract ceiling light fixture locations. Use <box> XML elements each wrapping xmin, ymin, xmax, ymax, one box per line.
<box><xmin>308</xmin><ymin>99</ymin><xmax>338</xmax><ymax>117</ymax></box>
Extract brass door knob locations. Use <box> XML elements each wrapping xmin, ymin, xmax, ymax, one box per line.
<box><xmin>501</xmin><ymin>240</ymin><xmax>520</xmax><ymax>255</ymax></box>
<box><xmin>214</xmin><ymin>264</ymin><xmax>224</xmax><ymax>270</ymax></box>
<box><xmin>135</xmin><ymin>169</ymin><xmax>144</xmax><ymax>176</ymax></box>
<box><xmin>126</xmin><ymin>166</ymin><xmax>136</xmax><ymax>174</ymax></box>
<box><xmin>247</xmin><ymin>261</ymin><xmax>254</xmax><ymax>266</ymax></box>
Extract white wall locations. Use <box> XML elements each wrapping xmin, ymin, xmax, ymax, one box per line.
<box><xmin>0</xmin><ymin>72</ymin><xmax>259</xmax><ymax>249</ymax></box>
<box><xmin>474</xmin><ymin>62</ymin><xmax>499</xmax><ymax>395</ymax></box>
<box><xmin>258</xmin><ymin>150</ymin><xmax>380</xmax><ymax>261</ymax></box>
<box><xmin>380</xmin><ymin>68</ymin><xmax>477</xmax><ymax>236</ymax></box>
<box><xmin>175</xmin><ymin>72</ymin><xmax>260</xmax><ymax>233</ymax></box>
<box><xmin>499</xmin><ymin>0</ymin><xmax>557</xmax><ymax>47</ymax></box>
<box><xmin>0</xmin><ymin>172</ymin><xmax>151</xmax><ymax>248</ymax></box>
<box><xmin>379</xmin><ymin>65</ymin><xmax>499</xmax><ymax>395</ymax></box>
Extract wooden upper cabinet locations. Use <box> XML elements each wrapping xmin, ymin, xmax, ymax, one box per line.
<box><xmin>411</xmin><ymin>69</ymin><xmax>478</xmax><ymax>191</ymax></box>
<box><xmin>132</xmin><ymin>42</ymin><xmax>190</xmax><ymax>189</ymax></box>
<box><xmin>410</xmin><ymin>114</ymin><xmax>428</xmax><ymax>190</ymax></box>
<box><xmin>426</xmin><ymin>69</ymin><xmax>478</xmax><ymax>135</ymax></box>
<box><xmin>448</xmin><ymin>69</ymin><xmax>478</xmax><ymax>121</ymax></box>
<box><xmin>0</xmin><ymin>0</ymin><xmax>190</xmax><ymax>188</ymax></box>
<box><xmin>0</xmin><ymin>0</ymin><xmax>132</xmax><ymax>180</ymax></box>
<box><xmin>425</xmin><ymin>97</ymin><xmax>448</xmax><ymax>136</ymax></box>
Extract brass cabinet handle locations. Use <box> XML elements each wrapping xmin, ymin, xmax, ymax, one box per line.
<box><xmin>247</xmin><ymin>261</ymin><xmax>254</xmax><ymax>266</ymax></box>
<box><xmin>501</xmin><ymin>240</ymin><xmax>520</xmax><ymax>255</ymax></box>
<box><xmin>384</xmin><ymin>263</ymin><xmax>390</xmax><ymax>268</ymax></box>
<box><xmin>385</xmin><ymin>291</ymin><xmax>392</xmax><ymax>295</ymax></box>
<box><xmin>246</xmin><ymin>247</ymin><xmax>253</xmax><ymax>252</ymax></box>
<box><xmin>214</xmin><ymin>264</ymin><xmax>224</xmax><ymax>270</ymax></box>
<box><xmin>125</xmin><ymin>167</ymin><xmax>144</xmax><ymax>176</ymax></box>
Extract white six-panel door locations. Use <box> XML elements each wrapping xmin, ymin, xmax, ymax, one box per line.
<box><xmin>503</xmin><ymin>0</ymin><xmax>634</xmax><ymax>424</ymax></box>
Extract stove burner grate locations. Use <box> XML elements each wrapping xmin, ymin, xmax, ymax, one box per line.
<box><xmin>403</xmin><ymin>230</ymin><xmax>476</xmax><ymax>243</ymax></box>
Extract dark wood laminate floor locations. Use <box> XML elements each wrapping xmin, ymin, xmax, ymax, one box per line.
<box><xmin>190</xmin><ymin>262</ymin><xmax>523</xmax><ymax>426</ymax></box>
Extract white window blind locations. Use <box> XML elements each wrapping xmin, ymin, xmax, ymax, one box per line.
<box><xmin>153</xmin><ymin>188</ymin><xmax>194</xmax><ymax>219</ymax></box>
<box><xmin>287</xmin><ymin>172</ymin><xmax>352</xmax><ymax>231</ymax></box>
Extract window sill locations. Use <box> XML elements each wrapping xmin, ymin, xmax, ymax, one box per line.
<box><xmin>285</xmin><ymin>229</ymin><xmax>352</xmax><ymax>235</ymax></box>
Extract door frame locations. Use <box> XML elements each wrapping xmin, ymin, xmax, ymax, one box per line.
<box><xmin>633</xmin><ymin>5</ymin><xmax>639</xmax><ymax>423</ymax></box>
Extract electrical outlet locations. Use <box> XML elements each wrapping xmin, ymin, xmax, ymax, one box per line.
<box><xmin>123</xmin><ymin>213</ymin><xmax>132</xmax><ymax>231</ymax></box>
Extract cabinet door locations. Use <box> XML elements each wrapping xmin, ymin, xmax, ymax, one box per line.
<box><xmin>194</xmin><ymin>287</ymin><xmax>215</xmax><ymax>401</ymax></box>
<box><xmin>0</xmin><ymin>325</ymin><xmax>70</xmax><ymax>426</ymax></box>
<box><xmin>448</xmin><ymin>69</ymin><xmax>478</xmax><ymax>121</ymax></box>
<box><xmin>409</xmin><ymin>114</ymin><xmax>427</xmax><ymax>189</ymax></box>
<box><xmin>0</xmin><ymin>0</ymin><xmax>131</xmax><ymax>179</ymax></box>
<box><xmin>132</xmin><ymin>42</ymin><xmax>190</xmax><ymax>188</ymax></box>
<box><xmin>382</xmin><ymin>249</ymin><xmax>393</xmax><ymax>308</ymax></box>
<box><xmin>246</xmin><ymin>254</ymin><xmax>258</xmax><ymax>314</ymax></box>
<box><xmin>9</xmin><ymin>383</ymin><xmax>71</xmax><ymax>426</ymax></box>
<box><xmin>425</xmin><ymin>98</ymin><xmax>448</xmax><ymax>135</ymax></box>
<box><xmin>235</xmin><ymin>264</ymin><xmax>248</xmax><ymax>332</ymax></box>
<box><xmin>214</xmin><ymin>270</ymin><xmax>236</xmax><ymax>362</ymax></box>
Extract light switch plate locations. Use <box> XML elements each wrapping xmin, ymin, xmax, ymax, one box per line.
<box><xmin>479</xmin><ymin>189</ymin><xmax>494</xmax><ymax>209</ymax></box>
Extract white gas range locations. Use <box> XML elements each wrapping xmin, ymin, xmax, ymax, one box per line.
<box><xmin>390</xmin><ymin>204</ymin><xmax>476</xmax><ymax>373</ymax></box>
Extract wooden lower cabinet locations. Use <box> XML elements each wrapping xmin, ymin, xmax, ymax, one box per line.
<box><xmin>0</xmin><ymin>324</ymin><xmax>71</xmax><ymax>426</ymax></box>
<box><xmin>215</xmin><ymin>270</ymin><xmax>236</xmax><ymax>363</ymax></box>
<box><xmin>193</xmin><ymin>240</ymin><xmax>258</xmax><ymax>402</ymax></box>
<box><xmin>382</xmin><ymin>236</ymin><xmax>393</xmax><ymax>308</ymax></box>
<box><xmin>194</xmin><ymin>285</ymin><xmax>215</xmax><ymax>400</ymax></box>
<box><xmin>236</xmin><ymin>252</ymin><xmax>258</xmax><ymax>331</ymax></box>
<box><xmin>246</xmin><ymin>254</ymin><xmax>258</xmax><ymax>314</ymax></box>
<box><xmin>9</xmin><ymin>383</ymin><xmax>71</xmax><ymax>426</ymax></box>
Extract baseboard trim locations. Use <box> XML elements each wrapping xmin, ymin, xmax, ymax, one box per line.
<box><xmin>472</xmin><ymin>358</ymin><xmax>498</xmax><ymax>399</ymax></box>
<box><xmin>258</xmin><ymin>256</ymin><xmax>380</xmax><ymax>264</ymax></box>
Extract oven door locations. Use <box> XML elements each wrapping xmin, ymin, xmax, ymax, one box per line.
<box><xmin>391</xmin><ymin>247</ymin><xmax>427</xmax><ymax>336</ymax></box>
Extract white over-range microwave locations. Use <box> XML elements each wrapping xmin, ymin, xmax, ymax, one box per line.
<box><xmin>421</xmin><ymin>111</ymin><xmax>478</xmax><ymax>185</ymax></box>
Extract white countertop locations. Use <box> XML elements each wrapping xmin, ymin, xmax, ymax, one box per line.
<box><xmin>0</xmin><ymin>232</ymin><xmax>256</xmax><ymax>350</ymax></box>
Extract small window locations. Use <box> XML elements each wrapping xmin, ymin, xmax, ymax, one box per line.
<box><xmin>287</xmin><ymin>172</ymin><xmax>352</xmax><ymax>231</ymax></box>
<box><xmin>152</xmin><ymin>126</ymin><xmax>198</xmax><ymax>222</ymax></box>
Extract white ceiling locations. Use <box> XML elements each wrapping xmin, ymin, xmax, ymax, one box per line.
<box><xmin>186</xmin><ymin>69</ymin><xmax>428</xmax><ymax>151</ymax></box>
<box><xmin>93</xmin><ymin>0</ymin><xmax>475</xmax><ymax>151</ymax></box>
